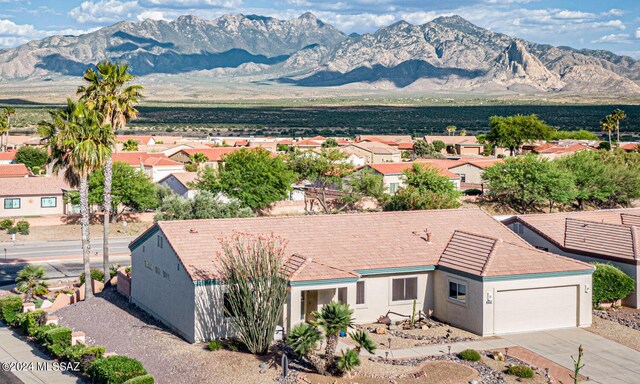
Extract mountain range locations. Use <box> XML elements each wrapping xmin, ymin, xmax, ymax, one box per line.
<box><xmin>0</xmin><ymin>13</ymin><xmax>639</xmax><ymax>94</ymax></box>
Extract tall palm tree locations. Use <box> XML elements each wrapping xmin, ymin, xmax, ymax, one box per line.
<box><xmin>600</xmin><ymin>115</ymin><xmax>615</xmax><ymax>150</ymax></box>
<box><xmin>122</xmin><ymin>138</ymin><xmax>139</xmax><ymax>151</ymax></box>
<box><xmin>0</xmin><ymin>106</ymin><xmax>15</xmax><ymax>152</ymax></box>
<box><xmin>78</xmin><ymin>61</ymin><xmax>143</xmax><ymax>284</ymax></box>
<box><xmin>39</xmin><ymin>99</ymin><xmax>114</xmax><ymax>299</ymax></box>
<box><xmin>446</xmin><ymin>125</ymin><xmax>457</xmax><ymax>136</ymax></box>
<box><xmin>15</xmin><ymin>265</ymin><xmax>48</xmax><ymax>302</ymax></box>
<box><xmin>312</xmin><ymin>301</ymin><xmax>354</xmax><ymax>372</ymax></box>
<box><xmin>610</xmin><ymin>108</ymin><xmax>627</xmax><ymax>145</ymax></box>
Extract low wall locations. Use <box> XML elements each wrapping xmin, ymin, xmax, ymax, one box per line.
<box><xmin>117</xmin><ymin>268</ymin><xmax>131</xmax><ymax>299</ymax></box>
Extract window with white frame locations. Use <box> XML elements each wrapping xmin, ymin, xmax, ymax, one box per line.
<box><xmin>41</xmin><ymin>197</ymin><xmax>57</xmax><ymax>208</ymax></box>
<box><xmin>392</xmin><ymin>277</ymin><xmax>418</xmax><ymax>301</ymax></box>
<box><xmin>389</xmin><ymin>182</ymin><xmax>399</xmax><ymax>194</ymax></box>
<box><xmin>338</xmin><ymin>287</ymin><xmax>347</xmax><ymax>304</ymax></box>
<box><xmin>356</xmin><ymin>281</ymin><xmax>365</xmax><ymax>305</ymax></box>
<box><xmin>4</xmin><ymin>198</ymin><xmax>20</xmax><ymax>209</ymax></box>
<box><xmin>448</xmin><ymin>281</ymin><xmax>467</xmax><ymax>303</ymax></box>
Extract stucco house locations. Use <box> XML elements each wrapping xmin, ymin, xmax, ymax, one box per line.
<box><xmin>169</xmin><ymin>148</ymin><xmax>240</xmax><ymax>169</ymax></box>
<box><xmin>0</xmin><ymin>164</ymin><xmax>32</xmax><ymax>178</ymax></box>
<box><xmin>128</xmin><ymin>209</ymin><xmax>593</xmax><ymax>343</ymax></box>
<box><xmin>344</xmin><ymin>142</ymin><xmax>401</xmax><ymax>163</ymax></box>
<box><xmin>425</xmin><ymin>136</ymin><xmax>483</xmax><ymax>156</ymax></box>
<box><xmin>418</xmin><ymin>159</ymin><xmax>503</xmax><ymax>190</ymax></box>
<box><xmin>0</xmin><ymin>151</ymin><xmax>16</xmax><ymax>165</ymax></box>
<box><xmin>365</xmin><ymin>162</ymin><xmax>461</xmax><ymax>194</ymax></box>
<box><xmin>158</xmin><ymin>173</ymin><xmax>198</xmax><ymax>199</ymax></box>
<box><xmin>503</xmin><ymin>208</ymin><xmax>640</xmax><ymax>308</ymax></box>
<box><xmin>0</xmin><ymin>176</ymin><xmax>71</xmax><ymax>218</ymax></box>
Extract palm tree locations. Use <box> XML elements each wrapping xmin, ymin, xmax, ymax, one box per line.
<box><xmin>186</xmin><ymin>152</ymin><xmax>209</xmax><ymax>172</ymax></box>
<box><xmin>0</xmin><ymin>106</ymin><xmax>15</xmax><ymax>152</ymax></box>
<box><xmin>348</xmin><ymin>330</ymin><xmax>376</xmax><ymax>356</ymax></box>
<box><xmin>336</xmin><ymin>349</ymin><xmax>359</xmax><ymax>377</ymax></box>
<box><xmin>78</xmin><ymin>61</ymin><xmax>143</xmax><ymax>284</ymax></box>
<box><xmin>600</xmin><ymin>115</ymin><xmax>615</xmax><ymax>150</ymax></box>
<box><xmin>312</xmin><ymin>301</ymin><xmax>354</xmax><ymax>372</ymax></box>
<box><xmin>286</xmin><ymin>323</ymin><xmax>326</xmax><ymax>375</ymax></box>
<box><xmin>446</xmin><ymin>125</ymin><xmax>457</xmax><ymax>136</ymax></box>
<box><xmin>122</xmin><ymin>138</ymin><xmax>139</xmax><ymax>151</ymax></box>
<box><xmin>15</xmin><ymin>265</ymin><xmax>48</xmax><ymax>302</ymax></box>
<box><xmin>610</xmin><ymin>108</ymin><xmax>627</xmax><ymax>145</ymax></box>
<box><xmin>39</xmin><ymin>99</ymin><xmax>114</xmax><ymax>299</ymax></box>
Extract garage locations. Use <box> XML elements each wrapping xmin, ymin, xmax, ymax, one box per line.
<box><xmin>494</xmin><ymin>285</ymin><xmax>578</xmax><ymax>334</ymax></box>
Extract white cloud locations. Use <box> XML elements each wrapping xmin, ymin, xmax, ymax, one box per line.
<box><xmin>591</xmin><ymin>34</ymin><xmax>632</xmax><ymax>44</ymax></box>
<box><xmin>140</xmin><ymin>0</ymin><xmax>240</xmax><ymax>7</ymax></box>
<box><xmin>0</xmin><ymin>19</ymin><xmax>38</xmax><ymax>36</ymax></box>
<box><xmin>69</xmin><ymin>0</ymin><xmax>140</xmax><ymax>24</ymax></box>
<box><xmin>554</xmin><ymin>10</ymin><xmax>595</xmax><ymax>20</ymax></box>
<box><xmin>603</xmin><ymin>9</ymin><xmax>624</xmax><ymax>17</ymax></box>
<box><xmin>636</xmin><ymin>28</ymin><xmax>640</xmax><ymax>39</ymax></box>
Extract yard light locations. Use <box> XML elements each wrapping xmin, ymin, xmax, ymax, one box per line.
<box><xmin>448</xmin><ymin>345</ymin><xmax>451</xmax><ymax>355</ymax></box>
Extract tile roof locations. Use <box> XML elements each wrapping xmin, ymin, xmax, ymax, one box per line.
<box><xmin>349</xmin><ymin>142</ymin><xmax>400</xmax><ymax>154</ymax></box>
<box><xmin>438</xmin><ymin>231</ymin><xmax>498</xmax><ymax>276</ymax></box>
<box><xmin>0</xmin><ymin>164</ymin><xmax>31</xmax><ymax>177</ymax></box>
<box><xmin>367</xmin><ymin>162</ymin><xmax>460</xmax><ymax>179</ymax></box>
<box><xmin>0</xmin><ymin>151</ymin><xmax>16</xmax><ymax>161</ymax></box>
<box><xmin>619</xmin><ymin>143</ymin><xmax>638</xmax><ymax>151</ymax></box>
<box><xmin>112</xmin><ymin>152</ymin><xmax>167</xmax><ymax>166</ymax></box>
<box><xmin>158</xmin><ymin>172</ymin><xmax>198</xmax><ymax>189</ymax></box>
<box><xmin>0</xmin><ymin>175</ymin><xmax>70</xmax><ymax>196</ymax></box>
<box><xmin>417</xmin><ymin>158</ymin><xmax>503</xmax><ymax>171</ymax></box>
<box><xmin>135</xmin><ymin>208</ymin><xmax>592</xmax><ymax>282</ymax></box>
<box><xmin>116</xmin><ymin>135</ymin><xmax>154</xmax><ymax>145</ymax></box>
<box><xmin>424</xmin><ymin>136</ymin><xmax>480</xmax><ymax>146</ymax></box>
<box><xmin>397</xmin><ymin>142</ymin><xmax>414</xmax><ymax>150</ymax></box>
<box><xmin>535</xmin><ymin>143</ymin><xmax>593</xmax><ymax>154</ymax></box>
<box><xmin>142</xmin><ymin>157</ymin><xmax>184</xmax><ymax>167</ymax></box>
<box><xmin>358</xmin><ymin>135</ymin><xmax>412</xmax><ymax>144</ymax></box>
<box><xmin>178</xmin><ymin>147</ymin><xmax>240</xmax><ymax>161</ymax></box>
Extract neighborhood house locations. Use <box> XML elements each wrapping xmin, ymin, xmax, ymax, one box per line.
<box><xmin>0</xmin><ymin>176</ymin><xmax>71</xmax><ymax>218</ymax></box>
<box><xmin>128</xmin><ymin>209</ymin><xmax>593</xmax><ymax>343</ymax></box>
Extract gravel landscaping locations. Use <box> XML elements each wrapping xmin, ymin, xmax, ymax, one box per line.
<box><xmin>588</xmin><ymin>315</ymin><xmax>640</xmax><ymax>351</ymax></box>
<box><xmin>593</xmin><ymin>308</ymin><xmax>640</xmax><ymax>331</ymax></box>
<box><xmin>0</xmin><ymin>221</ymin><xmax>152</xmax><ymax>242</ymax></box>
<box><xmin>54</xmin><ymin>287</ymin><xmax>280</xmax><ymax>384</ymax></box>
<box><xmin>356</xmin><ymin>322</ymin><xmax>479</xmax><ymax>350</ymax></box>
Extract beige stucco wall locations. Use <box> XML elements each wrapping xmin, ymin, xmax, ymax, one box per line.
<box><xmin>381</xmin><ymin>174</ymin><xmax>460</xmax><ymax>194</ymax></box>
<box><xmin>194</xmin><ymin>284</ymin><xmax>234</xmax><ymax>342</ymax></box>
<box><xmin>458</xmin><ymin>145</ymin><xmax>482</xmax><ymax>156</ymax></box>
<box><xmin>146</xmin><ymin>165</ymin><xmax>185</xmax><ymax>182</ymax></box>
<box><xmin>0</xmin><ymin>194</ymin><xmax>65</xmax><ymax>218</ymax></box>
<box><xmin>130</xmin><ymin>231</ymin><xmax>197</xmax><ymax>342</ymax></box>
<box><xmin>508</xmin><ymin>222</ymin><xmax>639</xmax><ymax>308</ymax></box>
<box><xmin>449</xmin><ymin>164</ymin><xmax>484</xmax><ymax>185</ymax></box>
<box><xmin>433</xmin><ymin>270</ymin><xmax>485</xmax><ymax>335</ymax></box>
<box><xmin>372</xmin><ymin>152</ymin><xmax>401</xmax><ymax>163</ymax></box>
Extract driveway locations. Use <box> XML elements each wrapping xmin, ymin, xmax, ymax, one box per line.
<box><xmin>501</xmin><ymin>328</ymin><xmax>640</xmax><ymax>384</ymax></box>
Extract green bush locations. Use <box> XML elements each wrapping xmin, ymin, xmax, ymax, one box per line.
<box><xmin>0</xmin><ymin>295</ymin><xmax>23</xmax><ymax>325</ymax></box>
<box><xmin>15</xmin><ymin>221</ymin><xmax>30</xmax><ymax>235</ymax></box>
<box><xmin>34</xmin><ymin>324</ymin><xmax>59</xmax><ymax>343</ymax></box>
<box><xmin>7</xmin><ymin>227</ymin><xmax>18</xmax><ymax>235</ymax></box>
<box><xmin>63</xmin><ymin>344</ymin><xmax>105</xmax><ymax>371</ymax></box>
<box><xmin>123</xmin><ymin>374</ymin><xmax>155</xmax><ymax>384</ymax></box>
<box><xmin>0</xmin><ymin>218</ymin><xmax>14</xmax><ymax>230</ymax></box>
<box><xmin>506</xmin><ymin>365</ymin><xmax>534</xmax><ymax>378</ymax></box>
<box><xmin>458</xmin><ymin>349</ymin><xmax>482</xmax><ymax>361</ymax></box>
<box><xmin>42</xmin><ymin>326</ymin><xmax>72</xmax><ymax>357</ymax></box>
<box><xmin>20</xmin><ymin>310</ymin><xmax>46</xmax><ymax>336</ymax></box>
<box><xmin>207</xmin><ymin>339</ymin><xmax>223</xmax><ymax>351</ymax></box>
<box><xmin>592</xmin><ymin>263</ymin><xmax>635</xmax><ymax>305</ymax></box>
<box><xmin>79</xmin><ymin>269</ymin><xmax>105</xmax><ymax>284</ymax></box>
<box><xmin>463</xmin><ymin>189</ymin><xmax>483</xmax><ymax>196</ymax></box>
<box><xmin>88</xmin><ymin>356</ymin><xmax>147</xmax><ymax>384</ymax></box>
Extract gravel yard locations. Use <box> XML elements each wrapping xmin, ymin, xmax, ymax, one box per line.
<box><xmin>587</xmin><ymin>315</ymin><xmax>640</xmax><ymax>351</ymax></box>
<box><xmin>54</xmin><ymin>287</ymin><xmax>280</xmax><ymax>384</ymax></box>
<box><xmin>0</xmin><ymin>221</ymin><xmax>152</xmax><ymax>242</ymax></box>
<box><xmin>357</xmin><ymin>322</ymin><xmax>479</xmax><ymax>350</ymax></box>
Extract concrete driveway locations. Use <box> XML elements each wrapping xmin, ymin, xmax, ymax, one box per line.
<box><xmin>501</xmin><ymin>328</ymin><xmax>640</xmax><ymax>384</ymax></box>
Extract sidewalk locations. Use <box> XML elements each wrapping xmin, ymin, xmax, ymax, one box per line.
<box><xmin>0</xmin><ymin>324</ymin><xmax>85</xmax><ymax>384</ymax></box>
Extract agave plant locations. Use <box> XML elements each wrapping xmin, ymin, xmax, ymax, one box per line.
<box><xmin>286</xmin><ymin>323</ymin><xmax>325</xmax><ymax>375</ymax></box>
<box><xmin>15</xmin><ymin>265</ymin><xmax>48</xmax><ymax>301</ymax></box>
<box><xmin>336</xmin><ymin>349</ymin><xmax>360</xmax><ymax>377</ymax></box>
<box><xmin>312</xmin><ymin>301</ymin><xmax>354</xmax><ymax>371</ymax></box>
<box><xmin>348</xmin><ymin>330</ymin><xmax>376</xmax><ymax>356</ymax></box>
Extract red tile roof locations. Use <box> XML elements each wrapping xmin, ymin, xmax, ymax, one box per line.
<box><xmin>619</xmin><ymin>143</ymin><xmax>638</xmax><ymax>151</ymax></box>
<box><xmin>116</xmin><ymin>135</ymin><xmax>154</xmax><ymax>145</ymax></box>
<box><xmin>367</xmin><ymin>162</ymin><xmax>460</xmax><ymax>179</ymax></box>
<box><xmin>0</xmin><ymin>164</ymin><xmax>31</xmax><ymax>177</ymax></box>
<box><xmin>143</xmin><ymin>157</ymin><xmax>184</xmax><ymax>167</ymax></box>
<box><xmin>397</xmin><ymin>142</ymin><xmax>414</xmax><ymax>150</ymax></box>
<box><xmin>178</xmin><ymin>147</ymin><xmax>240</xmax><ymax>161</ymax></box>
<box><xmin>0</xmin><ymin>175</ymin><xmax>70</xmax><ymax>196</ymax></box>
<box><xmin>138</xmin><ymin>209</ymin><xmax>592</xmax><ymax>282</ymax></box>
<box><xmin>535</xmin><ymin>143</ymin><xmax>593</xmax><ymax>154</ymax></box>
<box><xmin>112</xmin><ymin>152</ymin><xmax>167</xmax><ymax>166</ymax></box>
<box><xmin>0</xmin><ymin>151</ymin><xmax>17</xmax><ymax>161</ymax></box>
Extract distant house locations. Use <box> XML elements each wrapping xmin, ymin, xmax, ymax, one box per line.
<box><xmin>619</xmin><ymin>143</ymin><xmax>639</xmax><ymax>152</ymax></box>
<box><xmin>129</xmin><ymin>209</ymin><xmax>593</xmax><ymax>343</ymax></box>
<box><xmin>0</xmin><ymin>151</ymin><xmax>16</xmax><ymax>165</ymax></box>
<box><xmin>169</xmin><ymin>148</ymin><xmax>240</xmax><ymax>169</ymax></box>
<box><xmin>425</xmin><ymin>136</ymin><xmax>483</xmax><ymax>156</ymax></box>
<box><xmin>0</xmin><ymin>164</ymin><xmax>31</xmax><ymax>178</ymax></box>
<box><xmin>116</xmin><ymin>135</ymin><xmax>156</xmax><ymax>146</ymax></box>
<box><xmin>0</xmin><ymin>176</ymin><xmax>71</xmax><ymax>218</ymax></box>
<box><xmin>503</xmin><ymin>208</ymin><xmax>640</xmax><ymax>308</ymax></box>
<box><xmin>417</xmin><ymin>158</ymin><xmax>503</xmax><ymax>190</ymax></box>
<box><xmin>343</xmin><ymin>142</ymin><xmax>401</xmax><ymax>163</ymax></box>
<box><xmin>142</xmin><ymin>157</ymin><xmax>186</xmax><ymax>182</ymax></box>
<box><xmin>533</xmin><ymin>143</ymin><xmax>594</xmax><ymax>160</ymax></box>
<box><xmin>366</xmin><ymin>162</ymin><xmax>461</xmax><ymax>194</ymax></box>
<box><xmin>158</xmin><ymin>173</ymin><xmax>199</xmax><ymax>199</ymax></box>
<box><xmin>357</xmin><ymin>135</ymin><xmax>412</xmax><ymax>145</ymax></box>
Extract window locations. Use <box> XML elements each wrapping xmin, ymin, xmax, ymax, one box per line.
<box><xmin>459</xmin><ymin>174</ymin><xmax>466</xmax><ymax>183</ymax></box>
<box><xmin>356</xmin><ymin>281</ymin><xmax>365</xmax><ymax>305</ymax></box>
<box><xmin>4</xmin><ymin>198</ymin><xmax>20</xmax><ymax>209</ymax></box>
<box><xmin>392</xmin><ymin>277</ymin><xmax>418</xmax><ymax>301</ymax></box>
<box><xmin>300</xmin><ymin>293</ymin><xmax>305</xmax><ymax>320</ymax></box>
<box><xmin>162</xmin><ymin>271</ymin><xmax>170</xmax><ymax>280</ymax></box>
<box><xmin>155</xmin><ymin>266</ymin><xmax>160</xmax><ymax>274</ymax></box>
<box><xmin>513</xmin><ymin>222</ymin><xmax>524</xmax><ymax>235</ymax></box>
<box><xmin>338</xmin><ymin>287</ymin><xmax>347</xmax><ymax>304</ymax></box>
<box><xmin>157</xmin><ymin>235</ymin><xmax>163</xmax><ymax>248</ymax></box>
<box><xmin>389</xmin><ymin>182</ymin><xmax>399</xmax><ymax>194</ymax></box>
<box><xmin>41</xmin><ymin>197</ymin><xmax>57</xmax><ymax>208</ymax></box>
<box><xmin>144</xmin><ymin>260</ymin><xmax>152</xmax><ymax>270</ymax></box>
<box><xmin>449</xmin><ymin>281</ymin><xmax>467</xmax><ymax>303</ymax></box>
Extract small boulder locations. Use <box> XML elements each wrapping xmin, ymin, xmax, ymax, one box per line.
<box><xmin>492</xmin><ymin>351</ymin><xmax>505</xmax><ymax>361</ymax></box>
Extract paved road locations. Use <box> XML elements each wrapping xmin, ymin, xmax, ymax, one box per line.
<box><xmin>0</xmin><ymin>238</ymin><xmax>134</xmax><ymax>261</ymax></box>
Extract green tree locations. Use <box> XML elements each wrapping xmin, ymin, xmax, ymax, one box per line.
<box><xmin>413</xmin><ymin>139</ymin><xmax>437</xmax><ymax>158</ymax></box>
<box><xmin>600</xmin><ymin>115</ymin><xmax>615</xmax><ymax>149</ymax></box>
<box><xmin>39</xmin><ymin>99</ymin><xmax>114</xmax><ymax>299</ymax></box>
<box><xmin>286</xmin><ymin>323</ymin><xmax>325</xmax><ymax>375</ymax></box>
<box><xmin>431</xmin><ymin>139</ymin><xmax>446</xmax><ymax>153</ymax></box>
<box><xmin>336</xmin><ymin>349</ymin><xmax>360</xmax><ymax>377</ymax></box>
<box><xmin>186</xmin><ymin>152</ymin><xmax>208</xmax><ymax>172</ymax></box>
<box><xmin>446</xmin><ymin>125</ymin><xmax>457</xmax><ymax>136</ymax></box>
<box><xmin>550</xmin><ymin>130</ymin><xmax>599</xmax><ymax>141</ymax></box>
<box><xmin>122</xmin><ymin>138</ymin><xmax>138</xmax><ymax>151</ymax></box>
<box><xmin>345</xmin><ymin>167</ymin><xmax>387</xmax><ymax>207</ymax></box>
<box><xmin>385</xmin><ymin>164</ymin><xmax>461</xmax><ymax>211</ymax></box>
<box><xmin>154</xmin><ymin>191</ymin><xmax>253</xmax><ymax>221</ymax></box>
<box><xmin>348</xmin><ymin>330</ymin><xmax>376</xmax><ymax>356</ymax></box>
<box><xmin>321</xmin><ymin>137</ymin><xmax>338</xmax><ymax>148</ymax></box>
<box><xmin>15</xmin><ymin>265</ymin><xmax>48</xmax><ymax>302</ymax></box>
<box><xmin>214</xmin><ymin>148</ymin><xmax>295</xmax><ymax>210</ymax></box>
<box><xmin>487</xmin><ymin>114</ymin><xmax>553</xmax><ymax>155</ymax></box>
<box><xmin>610</xmin><ymin>108</ymin><xmax>627</xmax><ymax>145</ymax></box>
<box><xmin>78</xmin><ymin>60</ymin><xmax>143</xmax><ymax>284</ymax></box>
<box><xmin>592</xmin><ymin>263</ymin><xmax>635</xmax><ymax>306</ymax></box>
<box><xmin>0</xmin><ymin>106</ymin><xmax>16</xmax><ymax>152</ymax></box>
<box><xmin>218</xmin><ymin>233</ymin><xmax>290</xmax><ymax>355</ymax></box>
<box><xmin>312</xmin><ymin>301</ymin><xmax>354</xmax><ymax>372</ymax></box>
<box><xmin>14</xmin><ymin>146</ymin><xmax>48</xmax><ymax>174</ymax></box>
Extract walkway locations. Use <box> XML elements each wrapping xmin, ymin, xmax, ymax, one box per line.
<box><xmin>0</xmin><ymin>324</ymin><xmax>84</xmax><ymax>384</ymax></box>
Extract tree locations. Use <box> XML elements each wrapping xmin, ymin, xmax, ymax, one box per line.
<box><xmin>459</xmin><ymin>129</ymin><xmax>467</xmax><ymax>136</ymax></box>
<box><xmin>591</xmin><ymin>263</ymin><xmax>635</xmax><ymax>306</ymax></box>
<box><xmin>446</xmin><ymin>125</ymin><xmax>457</xmax><ymax>136</ymax></box>
<box><xmin>78</xmin><ymin>60</ymin><xmax>143</xmax><ymax>284</ymax></box>
<box><xmin>211</xmin><ymin>148</ymin><xmax>295</xmax><ymax>210</ymax></box>
<box><xmin>122</xmin><ymin>138</ymin><xmax>138</xmax><ymax>151</ymax></box>
<box><xmin>321</xmin><ymin>138</ymin><xmax>338</xmax><ymax>148</ymax></box>
<box><xmin>413</xmin><ymin>139</ymin><xmax>437</xmax><ymax>158</ymax></box>
<box><xmin>385</xmin><ymin>164</ymin><xmax>461</xmax><ymax>211</ymax></box>
<box><xmin>345</xmin><ymin>167</ymin><xmax>387</xmax><ymax>207</ymax></box>
<box><xmin>348</xmin><ymin>330</ymin><xmax>376</xmax><ymax>356</ymax></box>
<box><xmin>219</xmin><ymin>233</ymin><xmax>289</xmax><ymax>355</ymax></box>
<box><xmin>487</xmin><ymin>114</ymin><xmax>553</xmax><ymax>155</ymax></box>
<box><xmin>39</xmin><ymin>99</ymin><xmax>114</xmax><ymax>299</ymax></box>
<box><xmin>15</xmin><ymin>265</ymin><xmax>48</xmax><ymax>302</ymax></box>
<box><xmin>154</xmin><ymin>191</ymin><xmax>253</xmax><ymax>221</ymax></box>
<box><xmin>610</xmin><ymin>108</ymin><xmax>627</xmax><ymax>144</ymax></box>
<box><xmin>14</xmin><ymin>146</ymin><xmax>48</xmax><ymax>174</ymax></box>
<box><xmin>431</xmin><ymin>140</ymin><xmax>446</xmax><ymax>153</ymax></box>
<box><xmin>312</xmin><ymin>301</ymin><xmax>354</xmax><ymax>372</ymax></box>
<box><xmin>551</xmin><ymin>130</ymin><xmax>599</xmax><ymax>141</ymax></box>
<box><xmin>186</xmin><ymin>152</ymin><xmax>209</xmax><ymax>172</ymax></box>
<box><xmin>287</xmin><ymin>323</ymin><xmax>325</xmax><ymax>375</ymax></box>
<box><xmin>600</xmin><ymin>115</ymin><xmax>615</xmax><ymax>149</ymax></box>
<box><xmin>0</xmin><ymin>106</ymin><xmax>16</xmax><ymax>152</ymax></box>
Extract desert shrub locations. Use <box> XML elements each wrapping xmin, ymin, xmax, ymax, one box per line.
<box><xmin>20</xmin><ymin>310</ymin><xmax>46</xmax><ymax>336</ymax></box>
<box><xmin>0</xmin><ymin>295</ymin><xmax>23</xmax><ymax>325</ymax></box>
<box><xmin>63</xmin><ymin>344</ymin><xmax>105</xmax><ymax>371</ymax></box>
<box><xmin>0</xmin><ymin>218</ymin><xmax>14</xmax><ymax>230</ymax></box>
<box><xmin>7</xmin><ymin>227</ymin><xmax>18</xmax><ymax>235</ymax></box>
<box><xmin>123</xmin><ymin>374</ymin><xmax>155</xmax><ymax>384</ymax></box>
<box><xmin>79</xmin><ymin>269</ymin><xmax>105</xmax><ymax>284</ymax></box>
<box><xmin>592</xmin><ymin>263</ymin><xmax>635</xmax><ymax>305</ymax></box>
<box><xmin>15</xmin><ymin>220</ymin><xmax>30</xmax><ymax>235</ymax></box>
<box><xmin>88</xmin><ymin>356</ymin><xmax>147</xmax><ymax>384</ymax></box>
<box><xmin>458</xmin><ymin>349</ymin><xmax>481</xmax><ymax>361</ymax></box>
<box><xmin>34</xmin><ymin>324</ymin><xmax>59</xmax><ymax>343</ymax></box>
<box><xmin>463</xmin><ymin>189</ymin><xmax>483</xmax><ymax>196</ymax></box>
<box><xmin>506</xmin><ymin>365</ymin><xmax>534</xmax><ymax>378</ymax></box>
<box><xmin>208</xmin><ymin>339</ymin><xmax>223</xmax><ymax>351</ymax></box>
<box><xmin>125</xmin><ymin>266</ymin><xmax>132</xmax><ymax>275</ymax></box>
<box><xmin>42</xmin><ymin>326</ymin><xmax>72</xmax><ymax>357</ymax></box>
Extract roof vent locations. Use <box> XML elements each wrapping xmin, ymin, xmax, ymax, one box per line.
<box><xmin>424</xmin><ymin>228</ymin><xmax>432</xmax><ymax>242</ymax></box>
<box><xmin>189</xmin><ymin>228</ymin><xmax>198</xmax><ymax>234</ymax></box>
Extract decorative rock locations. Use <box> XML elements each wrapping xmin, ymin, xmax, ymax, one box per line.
<box><xmin>492</xmin><ymin>351</ymin><xmax>505</xmax><ymax>361</ymax></box>
<box><xmin>22</xmin><ymin>303</ymin><xmax>36</xmax><ymax>313</ymax></box>
<box><xmin>376</xmin><ymin>327</ymin><xmax>387</xmax><ymax>335</ymax></box>
<box><xmin>421</xmin><ymin>325</ymin><xmax>429</xmax><ymax>330</ymax></box>
<box><xmin>469</xmin><ymin>380</ymin><xmax>478</xmax><ymax>384</ymax></box>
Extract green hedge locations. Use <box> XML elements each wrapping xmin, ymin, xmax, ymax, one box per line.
<box><xmin>123</xmin><ymin>374</ymin><xmax>155</xmax><ymax>384</ymax></box>
<box><xmin>0</xmin><ymin>296</ymin><xmax>23</xmax><ymax>325</ymax></box>
<box><xmin>208</xmin><ymin>339</ymin><xmax>223</xmax><ymax>351</ymax></box>
<box><xmin>34</xmin><ymin>324</ymin><xmax>60</xmax><ymax>343</ymax></box>
<box><xmin>20</xmin><ymin>310</ymin><xmax>46</xmax><ymax>336</ymax></box>
<box><xmin>506</xmin><ymin>365</ymin><xmax>534</xmax><ymax>378</ymax></box>
<box><xmin>88</xmin><ymin>356</ymin><xmax>147</xmax><ymax>384</ymax></box>
<box><xmin>63</xmin><ymin>344</ymin><xmax>105</xmax><ymax>371</ymax></box>
<box><xmin>458</xmin><ymin>349</ymin><xmax>482</xmax><ymax>362</ymax></box>
<box><xmin>79</xmin><ymin>269</ymin><xmax>106</xmax><ymax>284</ymax></box>
<box><xmin>15</xmin><ymin>221</ymin><xmax>30</xmax><ymax>235</ymax></box>
<box><xmin>592</xmin><ymin>263</ymin><xmax>635</xmax><ymax>305</ymax></box>
<box><xmin>42</xmin><ymin>326</ymin><xmax>72</xmax><ymax>357</ymax></box>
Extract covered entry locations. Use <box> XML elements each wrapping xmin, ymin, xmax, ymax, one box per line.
<box><xmin>494</xmin><ymin>285</ymin><xmax>579</xmax><ymax>334</ymax></box>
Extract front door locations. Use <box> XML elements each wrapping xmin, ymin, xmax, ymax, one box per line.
<box><xmin>305</xmin><ymin>290</ymin><xmax>318</xmax><ymax>322</ymax></box>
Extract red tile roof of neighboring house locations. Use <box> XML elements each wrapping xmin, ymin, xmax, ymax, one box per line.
<box><xmin>368</xmin><ymin>162</ymin><xmax>460</xmax><ymax>179</ymax></box>
<box><xmin>294</xmin><ymin>138</ymin><xmax>324</xmax><ymax>147</ymax></box>
<box><xmin>0</xmin><ymin>151</ymin><xmax>17</xmax><ymax>161</ymax></box>
<box><xmin>116</xmin><ymin>135</ymin><xmax>154</xmax><ymax>145</ymax></box>
<box><xmin>277</xmin><ymin>139</ymin><xmax>294</xmax><ymax>145</ymax></box>
<box><xmin>178</xmin><ymin>147</ymin><xmax>241</xmax><ymax>161</ymax></box>
<box><xmin>0</xmin><ymin>175</ymin><xmax>70</xmax><ymax>196</ymax></box>
<box><xmin>143</xmin><ymin>157</ymin><xmax>184</xmax><ymax>167</ymax></box>
<box><xmin>356</xmin><ymin>137</ymin><xmax>397</xmax><ymax>146</ymax></box>
<box><xmin>358</xmin><ymin>135</ymin><xmax>412</xmax><ymax>144</ymax></box>
<box><xmin>397</xmin><ymin>142</ymin><xmax>414</xmax><ymax>150</ymax></box>
<box><xmin>0</xmin><ymin>164</ymin><xmax>30</xmax><ymax>177</ymax></box>
<box><xmin>112</xmin><ymin>152</ymin><xmax>167</xmax><ymax>166</ymax></box>
<box><xmin>425</xmin><ymin>136</ymin><xmax>480</xmax><ymax>146</ymax></box>
<box><xmin>134</xmin><ymin>209</ymin><xmax>593</xmax><ymax>282</ymax></box>
<box><xmin>234</xmin><ymin>140</ymin><xmax>249</xmax><ymax>147</ymax></box>
<box><xmin>535</xmin><ymin>143</ymin><xmax>593</xmax><ymax>154</ymax></box>
<box><xmin>417</xmin><ymin>158</ymin><xmax>503</xmax><ymax>170</ymax></box>
<box><xmin>619</xmin><ymin>143</ymin><xmax>638</xmax><ymax>151</ymax></box>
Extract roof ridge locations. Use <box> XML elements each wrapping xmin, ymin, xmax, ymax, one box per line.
<box><xmin>452</xmin><ymin>229</ymin><xmax>499</xmax><ymax>242</ymax></box>
<box><xmin>308</xmin><ymin>259</ymin><xmax>360</xmax><ymax>278</ymax></box>
<box><xmin>287</xmin><ymin>254</ymin><xmax>312</xmax><ymax>280</ymax></box>
<box><xmin>566</xmin><ymin>217</ymin><xmax>631</xmax><ymax>229</ymax></box>
<box><xmin>480</xmin><ymin>238</ymin><xmax>500</xmax><ymax>277</ymax></box>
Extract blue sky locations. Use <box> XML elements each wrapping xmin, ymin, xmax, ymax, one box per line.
<box><xmin>0</xmin><ymin>0</ymin><xmax>639</xmax><ymax>58</ymax></box>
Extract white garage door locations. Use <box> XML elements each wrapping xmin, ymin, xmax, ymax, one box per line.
<box><xmin>494</xmin><ymin>285</ymin><xmax>578</xmax><ymax>334</ymax></box>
